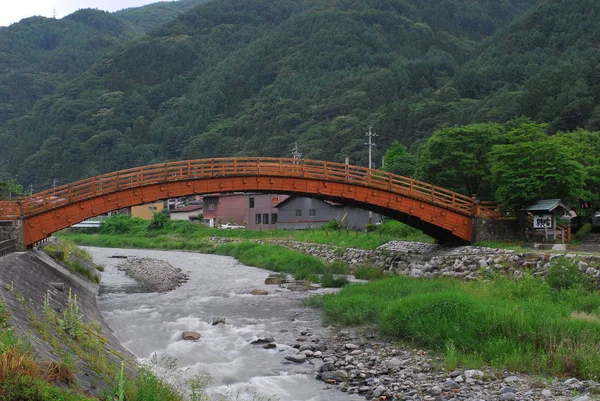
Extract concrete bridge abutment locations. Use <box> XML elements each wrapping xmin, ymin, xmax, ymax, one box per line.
<box><xmin>471</xmin><ymin>217</ymin><xmax>524</xmax><ymax>243</ymax></box>
<box><xmin>0</xmin><ymin>219</ymin><xmax>26</xmax><ymax>252</ymax></box>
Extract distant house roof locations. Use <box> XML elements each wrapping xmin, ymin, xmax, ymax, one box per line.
<box><xmin>171</xmin><ymin>205</ymin><xmax>203</xmax><ymax>213</ymax></box>
<box><xmin>525</xmin><ymin>199</ymin><xmax>570</xmax><ymax>213</ymax></box>
<box><xmin>275</xmin><ymin>196</ymin><xmax>343</xmax><ymax>208</ymax></box>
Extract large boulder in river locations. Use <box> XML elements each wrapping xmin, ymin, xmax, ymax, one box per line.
<box><xmin>182</xmin><ymin>331</ymin><xmax>201</xmax><ymax>341</ymax></box>
<box><xmin>212</xmin><ymin>316</ymin><xmax>227</xmax><ymax>325</ymax></box>
<box><xmin>250</xmin><ymin>289</ymin><xmax>269</xmax><ymax>295</ymax></box>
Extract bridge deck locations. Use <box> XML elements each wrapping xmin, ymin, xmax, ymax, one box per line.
<box><xmin>0</xmin><ymin>158</ymin><xmax>501</xmax><ymax>245</ymax></box>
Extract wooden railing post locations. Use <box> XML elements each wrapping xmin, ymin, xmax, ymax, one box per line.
<box><xmin>471</xmin><ymin>194</ymin><xmax>480</xmax><ymax>216</ymax></box>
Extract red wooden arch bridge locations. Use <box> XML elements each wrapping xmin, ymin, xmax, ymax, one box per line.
<box><xmin>0</xmin><ymin>158</ymin><xmax>501</xmax><ymax>247</ymax></box>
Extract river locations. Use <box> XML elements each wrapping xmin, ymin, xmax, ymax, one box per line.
<box><xmin>86</xmin><ymin>247</ymin><xmax>364</xmax><ymax>401</ymax></box>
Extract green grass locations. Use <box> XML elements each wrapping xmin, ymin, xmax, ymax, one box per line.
<box><xmin>59</xmin><ymin>215</ymin><xmax>432</xmax><ymax>250</ymax></box>
<box><xmin>1</xmin><ymin>301</ymin><xmax>96</xmax><ymax>401</ymax></box>
<box><xmin>60</xmin><ymin>233</ymin><xmax>216</xmax><ymax>252</ymax></box>
<box><xmin>214</xmin><ymin>242</ymin><xmax>349</xmax><ymax>287</ymax></box>
<box><xmin>42</xmin><ymin>238</ymin><xmax>102</xmax><ymax>283</ymax></box>
<box><xmin>354</xmin><ymin>264</ymin><xmax>385</xmax><ymax>280</ymax></box>
<box><xmin>309</xmin><ymin>258</ymin><xmax>600</xmax><ymax>379</ymax></box>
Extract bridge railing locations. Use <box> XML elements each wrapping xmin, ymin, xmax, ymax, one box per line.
<box><xmin>0</xmin><ymin>201</ymin><xmax>21</xmax><ymax>220</ymax></box>
<box><xmin>2</xmin><ymin>158</ymin><xmax>498</xmax><ymax>219</ymax></box>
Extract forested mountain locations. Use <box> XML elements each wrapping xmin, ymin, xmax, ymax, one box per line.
<box><xmin>9</xmin><ymin>0</ymin><xmax>600</xmax><ymax>196</ymax></box>
<box><xmin>116</xmin><ymin>0</ymin><xmax>207</xmax><ymax>33</ymax></box>
<box><xmin>453</xmin><ymin>0</ymin><xmax>600</xmax><ymax>133</ymax></box>
<box><xmin>2</xmin><ymin>0</ymin><xmax>543</xmax><ymax>189</ymax></box>
<box><xmin>0</xmin><ymin>1</ymin><xmax>205</xmax><ymax>128</ymax></box>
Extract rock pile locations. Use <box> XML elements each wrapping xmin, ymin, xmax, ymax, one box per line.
<box><xmin>266</xmin><ymin>240</ymin><xmax>600</xmax><ymax>284</ymax></box>
<box><xmin>283</xmin><ymin>328</ymin><xmax>600</xmax><ymax>401</ymax></box>
<box><xmin>118</xmin><ymin>258</ymin><xmax>189</xmax><ymax>292</ymax></box>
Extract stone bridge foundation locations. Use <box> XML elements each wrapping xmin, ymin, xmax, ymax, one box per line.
<box><xmin>0</xmin><ymin>220</ymin><xmax>26</xmax><ymax>252</ymax></box>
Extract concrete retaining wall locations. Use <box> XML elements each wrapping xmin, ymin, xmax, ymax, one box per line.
<box><xmin>0</xmin><ymin>250</ymin><xmax>134</xmax><ymax>395</ymax></box>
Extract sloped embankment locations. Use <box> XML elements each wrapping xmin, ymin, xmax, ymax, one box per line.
<box><xmin>0</xmin><ymin>250</ymin><xmax>135</xmax><ymax>396</ymax></box>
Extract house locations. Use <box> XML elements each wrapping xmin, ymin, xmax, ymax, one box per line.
<box><xmin>130</xmin><ymin>201</ymin><xmax>164</xmax><ymax>220</ymax></box>
<box><xmin>169</xmin><ymin>205</ymin><xmax>203</xmax><ymax>221</ymax></box>
<box><xmin>202</xmin><ymin>193</ymin><xmax>287</xmax><ymax>229</ymax></box>
<box><xmin>275</xmin><ymin>196</ymin><xmax>382</xmax><ymax>230</ymax></box>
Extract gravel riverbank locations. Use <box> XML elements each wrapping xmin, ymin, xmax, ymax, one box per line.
<box><xmin>117</xmin><ymin>257</ymin><xmax>189</xmax><ymax>292</ymax></box>
<box><xmin>282</xmin><ymin>326</ymin><xmax>597</xmax><ymax>401</ymax></box>
<box><xmin>107</xmin><ymin>247</ymin><xmax>599</xmax><ymax>401</ymax></box>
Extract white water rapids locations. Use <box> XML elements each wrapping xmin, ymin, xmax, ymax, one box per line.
<box><xmin>87</xmin><ymin>247</ymin><xmax>364</xmax><ymax>401</ymax></box>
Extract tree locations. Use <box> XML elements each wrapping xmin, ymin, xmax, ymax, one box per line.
<box><xmin>553</xmin><ymin>129</ymin><xmax>600</xmax><ymax>215</ymax></box>
<box><xmin>382</xmin><ymin>141</ymin><xmax>416</xmax><ymax>177</ymax></box>
<box><xmin>415</xmin><ymin>123</ymin><xmax>503</xmax><ymax>198</ymax></box>
<box><xmin>489</xmin><ymin>137</ymin><xmax>586</xmax><ymax>211</ymax></box>
<box><xmin>0</xmin><ymin>178</ymin><xmax>23</xmax><ymax>200</ymax></box>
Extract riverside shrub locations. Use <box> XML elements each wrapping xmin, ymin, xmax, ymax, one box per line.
<box><xmin>546</xmin><ymin>257</ymin><xmax>593</xmax><ymax>291</ymax></box>
<box><xmin>99</xmin><ymin>215</ymin><xmax>147</xmax><ymax>235</ymax></box>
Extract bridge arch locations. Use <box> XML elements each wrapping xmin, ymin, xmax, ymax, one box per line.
<box><xmin>0</xmin><ymin>158</ymin><xmax>500</xmax><ymax>246</ymax></box>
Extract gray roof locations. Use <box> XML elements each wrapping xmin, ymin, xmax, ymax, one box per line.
<box><xmin>525</xmin><ymin>199</ymin><xmax>570</xmax><ymax>213</ymax></box>
<box><xmin>171</xmin><ymin>205</ymin><xmax>203</xmax><ymax>213</ymax></box>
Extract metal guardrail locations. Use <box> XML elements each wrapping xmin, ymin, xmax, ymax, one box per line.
<box><xmin>0</xmin><ymin>239</ymin><xmax>16</xmax><ymax>257</ymax></box>
<box><xmin>0</xmin><ymin>158</ymin><xmax>502</xmax><ymax>220</ymax></box>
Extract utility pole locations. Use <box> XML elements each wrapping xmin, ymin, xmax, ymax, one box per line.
<box><xmin>364</xmin><ymin>127</ymin><xmax>378</xmax><ymax>225</ymax></box>
<box><xmin>29</xmin><ymin>184</ymin><xmax>34</xmax><ymax>195</ymax></box>
<box><xmin>52</xmin><ymin>7</ymin><xmax>57</xmax><ymax>19</ymax></box>
<box><xmin>292</xmin><ymin>142</ymin><xmax>302</xmax><ymax>163</ymax></box>
<box><xmin>364</xmin><ymin>127</ymin><xmax>378</xmax><ymax>169</ymax></box>
<box><xmin>53</xmin><ymin>178</ymin><xmax>58</xmax><ymax>189</ymax></box>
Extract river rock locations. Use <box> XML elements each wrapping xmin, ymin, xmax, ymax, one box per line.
<box><xmin>265</xmin><ymin>275</ymin><xmax>286</xmax><ymax>285</ymax></box>
<box><xmin>285</xmin><ymin>354</ymin><xmax>307</xmax><ymax>363</ymax></box>
<box><xmin>181</xmin><ymin>331</ymin><xmax>201</xmax><ymax>341</ymax></box>
<box><xmin>251</xmin><ymin>337</ymin><xmax>275</xmax><ymax>345</ymax></box>
<box><xmin>429</xmin><ymin>385</ymin><xmax>442</xmax><ymax>395</ymax></box>
<box><xmin>263</xmin><ymin>343</ymin><xmax>276</xmax><ymax>349</ymax></box>
<box><xmin>212</xmin><ymin>316</ymin><xmax>227</xmax><ymax>325</ymax></box>
<box><xmin>464</xmin><ymin>369</ymin><xmax>484</xmax><ymax>379</ymax></box>
<box><xmin>250</xmin><ymin>289</ymin><xmax>268</xmax><ymax>295</ymax></box>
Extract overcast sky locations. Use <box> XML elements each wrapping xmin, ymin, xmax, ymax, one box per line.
<box><xmin>1</xmin><ymin>0</ymin><xmax>174</xmax><ymax>27</ymax></box>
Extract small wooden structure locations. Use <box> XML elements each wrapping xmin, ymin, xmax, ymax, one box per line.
<box><xmin>525</xmin><ymin>199</ymin><xmax>571</xmax><ymax>243</ymax></box>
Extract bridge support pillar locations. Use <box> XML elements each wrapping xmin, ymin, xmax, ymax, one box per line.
<box><xmin>0</xmin><ymin>219</ymin><xmax>26</xmax><ymax>252</ymax></box>
<box><xmin>472</xmin><ymin>217</ymin><xmax>524</xmax><ymax>243</ymax></box>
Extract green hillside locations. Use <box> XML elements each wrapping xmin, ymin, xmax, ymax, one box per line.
<box><xmin>0</xmin><ymin>10</ymin><xmax>139</xmax><ymax>125</ymax></box>
<box><xmin>1</xmin><ymin>0</ymin><xmax>541</xmax><ymax>189</ymax></box>
<box><xmin>116</xmin><ymin>0</ymin><xmax>207</xmax><ymax>33</ymax></box>
<box><xmin>0</xmin><ymin>1</ymin><xmax>205</xmax><ymax>128</ymax></box>
<box><xmin>453</xmin><ymin>0</ymin><xmax>600</xmax><ymax>132</ymax></box>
